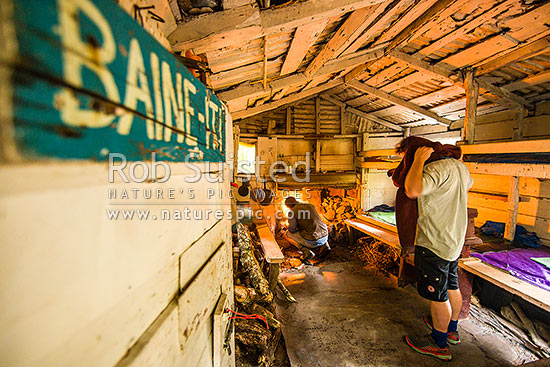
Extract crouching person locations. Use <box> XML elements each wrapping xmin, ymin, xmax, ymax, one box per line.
<box><xmin>283</xmin><ymin>196</ymin><xmax>331</xmax><ymax>264</ymax></box>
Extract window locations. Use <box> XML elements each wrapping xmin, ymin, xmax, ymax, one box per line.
<box><xmin>237</xmin><ymin>142</ymin><xmax>256</xmax><ymax>174</ymax></box>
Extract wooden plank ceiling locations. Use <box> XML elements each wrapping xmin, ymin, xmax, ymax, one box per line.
<box><xmin>166</xmin><ymin>0</ymin><xmax>550</xmax><ymax>135</ymax></box>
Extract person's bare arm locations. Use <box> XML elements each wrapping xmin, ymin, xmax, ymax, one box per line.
<box><xmin>404</xmin><ymin>147</ymin><xmax>434</xmax><ymax>199</ymax></box>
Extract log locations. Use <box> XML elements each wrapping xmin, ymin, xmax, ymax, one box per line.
<box><xmin>511</xmin><ymin>302</ymin><xmax>550</xmax><ymax>352</ymax></box>
<box><xmin>235</xmin><ymin>285</ymin><xmax>263</xmax><ymax>305</ymax></box>
<box><xmin>234</xmin><ymin>318</ymin><xmax>271</xmax><ymax>352</ymax></box>
<box><xmin>237</xmin><ymin>223</ymin><xmax>273</xmax><ymax>303</ymax></box>
<box><xmin>277</xmin><ymin>279</ymin><xmax>297</xmax><ymax>303</ymax></box>
<box><xmin>250</xmin><ymin>303</ymin><xmax>281</xmax><ymax>329</ymax></box>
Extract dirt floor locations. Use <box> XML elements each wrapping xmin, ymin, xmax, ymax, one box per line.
<box><xmin>274</xmin><ymin>255</ymin><xmax>540</xmax><ymax>367</ymax></box>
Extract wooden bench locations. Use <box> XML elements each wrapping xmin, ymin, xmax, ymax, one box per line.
<box><xmin>250</xmin><ymin>201</ymin><xmax>285</xmax><ymax>292</ymax></box>
<box><xmin>460</xmin><ymin>257</ymin><xmax>550</xmax><ymax>313</ymax></box>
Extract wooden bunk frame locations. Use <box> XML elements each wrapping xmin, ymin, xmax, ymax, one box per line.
<box><xmin>354</xmin><ymin>139</ymin><xmax>550</xmax><ymax>312</ymax></box>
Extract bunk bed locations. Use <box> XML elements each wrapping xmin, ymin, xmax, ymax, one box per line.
<box><xmin>353</xmin><ymin>139</ymin><xmax>550</xmax><ymax>313</ymax></box>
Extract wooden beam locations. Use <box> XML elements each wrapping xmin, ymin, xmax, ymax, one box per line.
<box><xmin>168</xmin><ymin>4</ymin><xmax>263</xmax><ymax>53</ymax></box>
<box><xmin>415</xmin><ymin>0</ymin><xmax>517</xmax><ymax>59</ymax></box>
<box><xmin>342</xmin><ymin>0</ymin><xmax>404</xmax><ymax>56</ymax></box>
<box><xmin>388</xmin><ymin>49</ymin><xmax>455</xmax><ymax>81</ymax></box>
<box><xmin>304</xmin><ymin>6</ymin><xmax>376</xmax><ymax>78</ymax></box>
<box><xmin>260</xmin><ymin>0</ymin><xmax>387</xmax><ymax>34</ymax></box>
<box><xmin>262</xmin><ymin>36</ymin><xmax>268</xmax><ymax>89</ymax></box>
<box><xmin>460</xmin><ymin>139</ymin><xmax>550</xmax><ymax>155</ymax></box>
<box><xmin>280</xmin><ymin>20</ymin><xmax>327</xmax><ymax>76</ymax></box>
<box><xmin>315</xmin><ymin>139</ymin><xmax>321</xmax><ymax>172</ymax></box>
<box><xmin>464</xmin><ymin>162</ymin><xmax>550</xmax><ymax>179</ymax></box>
<box><xmin>475</xmin><ymin>37</ymin><xmax>550</xmax><ymax>76</ymax></box>
<box><xmin>389</xmin><ymin>49</ymin><xmax>532</xmax><ymax>108</ymax></box>
<box><xmin>347</xmin><ymin>80</ymin><xmax>452</xmax><ymax>126</ymax></box>
<box><xmin>385</xmin><ymin>0</ymin><xmax>457</xmax><ymax>53</ymax></box>
<box><xmin>169</xmin><ymin>0</ymin><xmax>387</xmax><ymax>53</ymax></box>
<box><xmin>514</xmin><ymin>108</ymin><xmax>524</xmax><ymax>141</ymax></box>
<box><xmin>475</xmin><ymin>79</ymin><xmax>527</xmax><ymax>109</ymax></box>
<box><xmin>217</xmin><ymin>49</ymin><xmax>383</xmax><ymax>109</ymax></box>
<box><xmin>503</xmin><ymin>70</ymin><xmax>550</xmax><ymax>92</ymax></box>
<box><xmin>320</xmin><ymin>94</ymin><xmax>403</xmax><ymax>131</ymax></box>
<box><xmin>340</xmin><ymin>106</ymin><xmax>346</xmax><ymax>134</ymax></box>
<box><xmin>231</xmin><ymin>78</ymin><xmax>344</xmax><ymax>119</ymax></box>
<box><xmin>315</xmin><ymin>96</ymin><xmax>321</xmax><ymax>135</ymax></box>
<box><xmin>285</xmin><ymin>107</ymin><xmax>292</xmax><ymax>134</ymax></box>
<box><xmin>463</xmin><ymin>70</ymin><xmax>478</xmax><ymax>145</ymax></box>
<box><xmin>504</xmin><ymin>176</ymin><xmax>520</xmax><ymax>241</ymax></box>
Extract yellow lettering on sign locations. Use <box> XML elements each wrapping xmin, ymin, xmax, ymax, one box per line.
<box><xmin>161</xmin><ymin>62</ymin><xmax>184</xmax><ymax>142</ymax></box>
<box><xmin>150</xmin><ymin>52</ymin><xmax>164</xmax><ymax>141</ymax></box>
<box><xmin>56</xmin><ymin>0</ymin><xmax>120</xmax><ymax>127</ymax></box>
<box><xmin>118</xmin><ymin>39</ymin><xmax>154</xmax><ymax>138</ymax></box>
<box><xmin>184</xmin><ymin>79</ymin><xmax>197</xmax><ymax>147</ymax></box>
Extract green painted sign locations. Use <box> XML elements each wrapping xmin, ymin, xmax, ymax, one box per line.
<box><xmin>2</xmin><ymin>0</ymin><xmax>225</xmax><ymax>161</ymax></box>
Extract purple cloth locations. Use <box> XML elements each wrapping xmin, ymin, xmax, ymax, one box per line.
<box><xmin>472</xmin><ymin>247</ymin><xmax>550</xmax><ymax>292</ymax></box>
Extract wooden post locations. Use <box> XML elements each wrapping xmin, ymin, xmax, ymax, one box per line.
<box><xmin>514</xmin><ymin>108</ymin><xmax>524</xmax><ymax>141</ymax></box>
<box><xmin>315</xmin><ymin>139</ymin><xmax>321</xmax><ymax>172</ymax></box>
<box><xmin>340</xmin><ymin>106</ymin><xmax>346</xmax><ymax>135</ymax></box>
<box><xmin>463</xmin><ymin>70</ymin><xmax>479</xmax><ymax>144</ymax></box>
<box><xmin>268</xmin><ymin>263</ymin><xmax>279</xmax><ymax>292</ymax></box>
<box><xmin>362</xmin><ymin>132</ymin><xmax>369</xmax><ymax>151</ymax></box>
<box><xmin>315</xmin><ymin>96</ymin><xmax>321</xmax><ymax>135</ymax></box>
<box><xmin>267</xmin><ymin>119</ymin><xmax>275</xmax><ymax>135</ymax></box>
<box><xmin>262</xmin><ymin>36</ymin><xmax>268</xmax><ymax>89</ymax></box>
<box><xmin>404</xmin><ymin>127</ymin><xmax>410</xmax><ymax>138</ymax></box>
<box><xmin>285</xmin><ymin>107</ymin><xmax>292</xmax><ymax>135</ymax></box>
<box><xmin>504</xmin><ymin>176</ymin><xmax>520</xmax><ymax>241</ymax></box>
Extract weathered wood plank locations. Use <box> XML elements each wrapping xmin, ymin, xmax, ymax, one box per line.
<box><xmin>320</xmin><ymin>94</ymin><xmax>403</xmax><ymax>131</ymax></box>
<box><xmin>280</xmin><ymin>20</ymin><xmax>327</xmax><ymax>76</ymax></box>
<box><xmin>304</xmin><ymin>6</ymin><xmax>376</xmax><ymax>78</ymax></box>
<box><xmin>463</xmin><ymin>70</ymin><xmax>479</xmax><ymax>145</ymax></box>
<box><xmin>475</xmin><ymin>37</ymin><xmax>550</xmax><ymax>76</ymax></box>
<box><xmin>232</xmin><ymin>78</ymin><xmax>344</xmax><ymax>119</ymax></box>
<box><xmin>347</xmin><ymin>80</ymin><xmax>452</xmax><ymax>126</ymax></box>
<box><xmin>459</xmin><ymin>258</ymin><xmax>550</xmax><ymax>313</ymax></box>
<box><xmin>169</xmin><ymin>0</ymin><xmax>387</xmax><ymax>53</ymax></box>
<box><xmin>3</xmin><ymin>0</ymin><xmax>225</xmax><ymax>162</ymax></box>
<box><xmin>504</xmin><ymin>176</ymin><xmax>520</xmax><ymax>241</ymax></box>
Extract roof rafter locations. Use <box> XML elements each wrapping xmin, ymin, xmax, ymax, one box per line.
<box><xmin>320</xmin><ymin>94</ymin><xmax>403</xmax><ymax>132</ymax></box>
<box><xmin>347</xmin><ymin>80</ymin><xmax>453</xmax><ymax>126</ymax></box>
<box><xmin>232</xmin><ymin>78</ymin><xmax>344</xmax><ymax>119</ymax></box>
<box><xmin>388</xmin><ymin>49</ymin><xmax>533</xmax><ymax>109</ymax></box>
<box><xmin>219</xmin><ymin>48</ymin><xmax>384</xmax><ymax>111</ymax></box>
<box><xmin>168</xmin><ymin>0</ymin><xmax>387</xmax><ymax>54</ymax></box>
<box><xmin>280</xmin><ymin>20</ymin><xmax>328</xmax><ymax>76</ymax></box>
<box><xmin>304</xmin><ymin>6</ymin><xmax>378</xmax><ymax>78</ymax></box>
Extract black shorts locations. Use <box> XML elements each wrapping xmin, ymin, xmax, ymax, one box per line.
<box><xmin>414</xmin><ymin>246</ymin><xmax>459</xmax><ymax>302</ymax></box>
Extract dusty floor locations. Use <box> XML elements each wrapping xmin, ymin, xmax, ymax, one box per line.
<box><xmin>275</xmin><ymin>260</ymin><xmax>537</xmax><ymax>367</ymax></box>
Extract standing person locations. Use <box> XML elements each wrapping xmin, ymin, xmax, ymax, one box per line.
<box><xmin>283</xmin><ymin>196</ymin><xmax>330</xmax><ymax>263</ymax></box>
<box><xmin>393</xmin><ymin>137</ymin><xmax>472</xmax><ymax>361</ymax></box>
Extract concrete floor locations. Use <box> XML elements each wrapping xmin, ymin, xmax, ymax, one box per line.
<box><xmin>276</xmin><ymin>260</ymin><xmax>530</xmax><ymax>367</ymax></box>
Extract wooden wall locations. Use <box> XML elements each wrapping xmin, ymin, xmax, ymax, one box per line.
<box><xmin>0</xmin><ymin>1</ymin><xmax>235</xmax><ymax>366</ymax></box>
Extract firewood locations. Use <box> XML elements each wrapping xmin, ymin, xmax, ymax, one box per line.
<box><xmin>234</xmin><ymin>318</ymin><xmax>271</xmax><ymax>351</ymax></box>
<box><xmin>535</xmin><ymin>321</ymin><xmax>550</xmax><ymax>344</ymax></box>
<box><xmin>501</xmin><ymin>305</ymin><xmax>524</xmax><ymax>330</ymax></box>
<box><xmin>235</xmin><ymin>285</ymin><xmax>263</xmax><ymax>305</ymax></box>
<box><xmin>511</xmin><ymin>302</ymin><xmax>550</xmax><ymax>352</ymax></box>
<box><xmin>237</xmin><ymin>223</ymin><xmax>273</xmax><ymax>303</ymax></box>
<box><xmin>277</xmin><ymin>279</ymin><xmax>297</xmax><ymax>303</ymax></box>
<box><xmin>250</xmin><ymin>303</ymin><xmax>281</xmax><ymax>329</ymax></box>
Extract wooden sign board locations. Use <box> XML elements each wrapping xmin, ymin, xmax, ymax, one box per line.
<box><xmin>0</xmin><ymin>0</ymin><xmax>225</xmax><ymax>161</ymax></box>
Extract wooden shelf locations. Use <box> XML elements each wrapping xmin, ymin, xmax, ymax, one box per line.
<box><xmin>459</xmin><ymin>257</ymin><xmax>550</xmax><ymax>313</ymax></box>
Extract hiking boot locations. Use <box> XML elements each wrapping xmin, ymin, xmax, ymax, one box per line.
<box><xmin>317</xmin><ymin>243</ymin><xmax>331</xmax><ymax>259</ymax></box>
<box><xmin>423</xmin><ymin>315</ymin><xmax>461</xmax><ymax>345</ymax></box>
<box><xmin>404</xmin><ymin>334</ymin><xmax>452</xmax><ymax>361</ymax></box>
